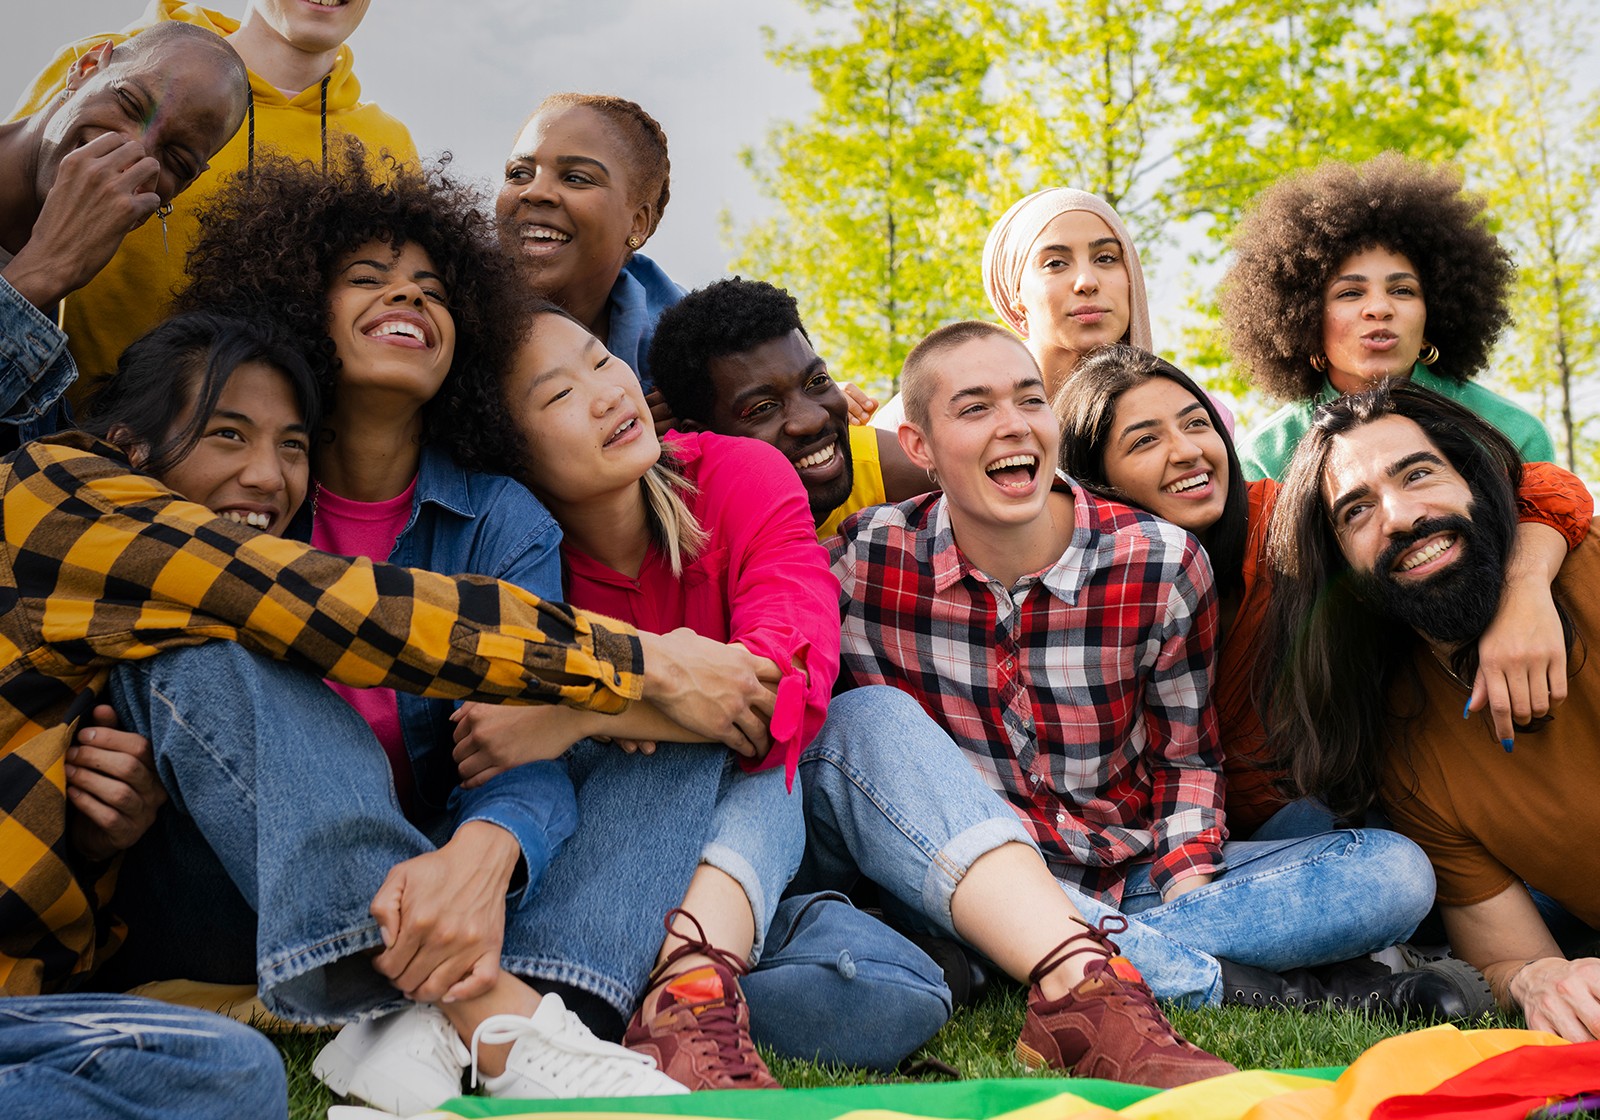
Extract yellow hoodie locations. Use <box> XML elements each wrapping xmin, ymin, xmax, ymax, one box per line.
<box><xmin>9</xmin><ymin>1</ymin><xmax>417</xmax><ymax>391</ymax></box>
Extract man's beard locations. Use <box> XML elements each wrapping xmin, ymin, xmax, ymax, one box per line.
<box><xmin>1348</xmin><ymin>509</ymin><xmax>1511</xmax><ymax>644</ymax></box>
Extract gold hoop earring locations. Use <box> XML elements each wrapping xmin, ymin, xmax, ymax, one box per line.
<box><xmin>1309</xmin><ymin>353</ymin><xmax>1328</xmax><ymax>374</ymax></box>
<box><xmin>1418</xmin><ymin>341</ymin><xmax>1440</xmax><ymax>366</ymax></box>
<box><xmin>627</xmin><ymin>235</ymin><xmax>642</xmax><ymax>249</ymax></box>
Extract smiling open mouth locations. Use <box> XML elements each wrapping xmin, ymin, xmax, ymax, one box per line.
<box><xmin>1164</xmin><ymin>472</ymin><xmax>1210</xmax><ymax>495</ymax></box>
<box><xmin>219</xmin><ymin>510</ymin><xmax>273</xmax><ymax>529</ymax></box>
<box><xmin>794</xmin><ymin>440</ymin><xmax>837</xmax><ymax>470</ymax></box>
<box><xmin>603</xmin><ymin>417</ymin><xmax>638</xmax><ymax>447</ymax></box>
<box><xmin>1396</xmin><ymin>534</ymin><xmax>1457</xmax><ymax>572</ymax></box>
<box><xmin>986</xmin><ymin>454</ymin><xmax>1038</xmax><ymax>490</ymax></box>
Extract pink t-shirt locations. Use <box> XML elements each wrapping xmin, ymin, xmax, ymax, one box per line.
<box><xmin>312</xmin><ymin>478</ymin><xmax>419</xmax><ymax>813</ymax></box>
<box><xmin>560</xmin><ymin>432</ymin><xmax>841</xmax><ymax>783</ymax></box>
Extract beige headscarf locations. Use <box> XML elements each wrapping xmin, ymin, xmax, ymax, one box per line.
<box><xmin>982</xmin><ymin>188</ymin><xmax>1152</xmax><ymax>351</ymax></box>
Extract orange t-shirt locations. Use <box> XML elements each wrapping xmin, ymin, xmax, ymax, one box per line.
<box><xmin>1382</xmin><ymin>531</ymin><xmax>1600</xmax><ymax>924</ymax></box>
<box><xmin>1219</xmin><ymin>461</ymin><xmax>1594</xmax><ymax>836</ymax></box>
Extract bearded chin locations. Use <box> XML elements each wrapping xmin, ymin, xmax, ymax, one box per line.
<box><xmin>1350</xmin><ymin>510</ymin><xmax>1511</xmax><ymax>644</ymax></box>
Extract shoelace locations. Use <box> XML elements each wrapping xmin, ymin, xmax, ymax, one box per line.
<box><xmin>665</xmin><ymin>989</ymin><xmax>768</xmax><ymax>1083</ymax></box>
<box><xmin>1027</xmin><ymin>914</ymin><xmax>1129</xmax><ymax>986</ymax></box>
<box><xmin>469</xmin><ymin>1009</ymin><xmax>660</xmax><ymax>1094</ymax></box>
<box><xmin>646</xmin><ymin>908</ymin><xmax>766</xmax><ymax>1083</ymax></box>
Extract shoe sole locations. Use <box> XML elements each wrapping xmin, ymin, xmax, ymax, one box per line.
<box><xmin>1416</xmin><ymin>957</ymin><xmax>1497</xmax><ymax>1020</ymax></box>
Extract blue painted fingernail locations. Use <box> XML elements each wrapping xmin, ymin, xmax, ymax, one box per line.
<box><xmin>1463</xmin><ymin>702</ymin><xmax>1472</xmax><ymax>719</ymax></box>
<box><xmin>1502</xmin><ymin>739</ymin><xmax>1515</xmax><ymax>753</ymax></box>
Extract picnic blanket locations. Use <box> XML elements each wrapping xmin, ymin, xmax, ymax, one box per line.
<box><xmin>321</xmin><ymin>1026</ymin><xmax>1598</xmax><ymax>1120</ymax></box>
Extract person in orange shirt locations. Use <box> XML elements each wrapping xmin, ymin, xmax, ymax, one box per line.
<box><xmin>1260</xmin><ymin>379</ymin><xmax>1600</xmax><ymax>1044</ymax></box>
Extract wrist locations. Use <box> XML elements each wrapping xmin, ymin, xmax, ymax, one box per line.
<box><xmin>448</xmin><ymin>820</ymin><xmax>522</xmax><ymax>881</ymax></box>
<box><xmin>1</xmin><ymin>255</ymin><xmax>73</xmax><ymax>311</ymax></box>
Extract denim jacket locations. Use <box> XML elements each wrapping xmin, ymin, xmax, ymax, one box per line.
<box><xmin>0</xmin><ymin>275</ymin><xmax>75</xmax><ymax>455</ymax></box>
<box><xmin>607</xmin><ymin>252</ymin><xmax>683</xmax><ymax>392</ymax></box>
<box><xmin>292</xmin><ymin>446</ymin><xmax>575</xmax><ymax>904</ymax></box>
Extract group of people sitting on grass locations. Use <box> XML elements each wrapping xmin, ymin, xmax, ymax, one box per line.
<box><xmin>3</xmin><ymin>3</ymin><xmax>1599</xmax><ymax>1117</ymax></box>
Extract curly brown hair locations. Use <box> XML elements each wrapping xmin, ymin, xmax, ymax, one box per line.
<box><xmin>175</xmin><ymin>140</ymin><xmax>525</xmax><ymax>474</ymax></box>
<box><xmin>1221</xmin><ymin>153</ymin><xmax>1515</xmax><ymax>401</ymax></box>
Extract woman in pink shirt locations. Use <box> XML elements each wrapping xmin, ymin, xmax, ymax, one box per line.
<box><xmin>452</xmin><ymin>298</ymin><xmax>840</xmax><ymax>1091</ymax></box>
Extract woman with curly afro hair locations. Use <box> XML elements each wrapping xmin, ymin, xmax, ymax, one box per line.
<box><xmin>173</xmin><ymin>143</ymin><xmax>686</xmax><ymax>1108</ymax></box>
<box><xmin>1222</xmin><ymin>153</ymin><xmax>1554</xmax><ymax>481</ymax></box>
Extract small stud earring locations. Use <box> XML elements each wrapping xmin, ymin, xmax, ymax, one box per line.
<box><xmin>627</xmin><ymin>235</ymin><xmax>642</xmax><ymax>249</ymax></box>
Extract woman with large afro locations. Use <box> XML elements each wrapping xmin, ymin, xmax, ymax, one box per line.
<box><xmin>164</xmin><ymin>142</ymin><xmax>685</xmax><ymax>1110</ymax></box>
<box><xmin>1222</xmin><ymin>152</ymin><xmax>1554</xmax><ymax>481</ymax></box>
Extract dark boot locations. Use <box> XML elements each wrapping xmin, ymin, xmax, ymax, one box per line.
<box><xmin>1219</xmin><ymin>955</ymin><xmax>1494</xmax><ymax>1020</ymax></box>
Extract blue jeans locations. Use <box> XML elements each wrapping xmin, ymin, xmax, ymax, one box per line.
<box><xmin>0</xmin><ymin>994</ymin><xmax>285</xmax><ymax>1120</ymax></box>
<box><xmin>486</xmin><ymin>739</ymin><xmax>805</xmax><ymax>1017</ymax></box>
<box><xmin>797</xmin><ymin>687</ymin><xmax>1437</xmax><ymax>1007</ymax></box>
<box><xmin>108</xmin><ymin>642</ymin><xmax>568</xmax><ymax>1024</ymax></box>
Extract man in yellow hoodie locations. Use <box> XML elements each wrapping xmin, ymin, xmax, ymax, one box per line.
<box><xmin>9</xmin><ymin>1</ymin><xmax>416</xmax><ymax>397</ymax></box>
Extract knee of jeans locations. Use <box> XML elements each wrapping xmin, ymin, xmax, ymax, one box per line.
<box><xmin>1353</xmin><ymin>829</ymin><xmax>1437</xmax><ymax>932</ymax></box>
<box><xmin>803</xmin><ymin>686</ymin><xmax>939</xmax><ymax>772</ymax></box>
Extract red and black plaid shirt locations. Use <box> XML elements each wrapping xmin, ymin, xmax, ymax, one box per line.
<box><xmin>830</xmin><ymin>477</ymin><xmax>1225</xmax><ymax>904</ymax></box>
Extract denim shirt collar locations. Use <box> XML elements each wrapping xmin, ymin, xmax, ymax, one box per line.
<box><xmin>287</xmin><ymin>443</ymin><xmax>471</xmax><ymax>541</ymax></box>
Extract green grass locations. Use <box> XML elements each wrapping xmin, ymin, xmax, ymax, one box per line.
<box><xmin>274</xmin><ymin>989</ymin><xmax>1524</xmax><ymax>1120</ymax></box>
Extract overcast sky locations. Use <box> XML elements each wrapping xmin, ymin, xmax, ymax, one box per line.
<box><xmin>4</xmin><ymin>1</ymin><xmax>822</xmax><ymax>289</ymax></box>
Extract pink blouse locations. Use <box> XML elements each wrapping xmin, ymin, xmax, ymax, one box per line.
<box><xmin>562</xmin><ymin>432</ymin><xmax>840</xmax><ymax>782</ymax></box>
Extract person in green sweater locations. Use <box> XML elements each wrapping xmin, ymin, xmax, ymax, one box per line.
<box><xmin>1222</xmin><ymin>153</ymin><xmax>1555</xmax><ymax>481</ymax></box>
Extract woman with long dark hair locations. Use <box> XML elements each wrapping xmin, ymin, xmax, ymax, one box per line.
<box><xmin>1058</xmin><ymin>345</ymin><xmax>1590</xmax><ymax>834</ymax></box>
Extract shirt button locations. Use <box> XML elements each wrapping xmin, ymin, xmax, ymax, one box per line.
<box><xmin>1055</xmin><ymin>812</ymin><xmax>1066</xmax><ymax>825</ymax></box>
<box><xmin>1002</xmin><ymin>657</ymin><xmax>1014</xmax><ymax>671</ymax></box>
<box><xmin>1030</xmin><ymin>774</ymin><xmax>1041</xmax><ymax>785</ymax></box>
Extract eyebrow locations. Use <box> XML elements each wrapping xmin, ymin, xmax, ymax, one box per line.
<box><xmin>947</xmin><ymin>375</ymin><xmax>1044</xmax><ymax>406</ymax></box>
<box><xmin>1036</xmin><ymin>236</ymin><xmax>1120</xmax><ymax>257</ymax></box>
<box><xmin>1328</xmin><ymin>449</ymin><xmax>1445</xmax><ymax>520</ymax></box>
<box><xmin>339</xmin><ymin>258</ymin><xmax>446</xmax><ymax>286</ymax></box>
<box><xmin>507</xmin><ymin>153</ymin><xmax>612</xmax><ymax>178</ymax></box>
<box><xmin>1117</xmin><ymin>400</ymin><xmax>1206</xmax><ymax>442</ymax></box>
<box><xmin>728</xmin><ymin>357</ymin><xmax>828</xmax><ymax>409</ymax></box>
<box><xmin>209</xmin><ymin>409</ymin><xmax>309</xmax><ymax>433</ymax></box>
<box><xmin>524</xmin><ymin>337</ymin><xmax>602</xmax><ymax>397</ymax></box>
<box><xmin>1330</xmin><ymin>270</ymin><xmax>1421</xmax><ymax>285</ymax></box>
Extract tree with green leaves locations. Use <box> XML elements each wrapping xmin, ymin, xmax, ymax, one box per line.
<box><xmin>1459</xmin><ymin>0</ymin><xmax>1600</xmax><ymax>474</ymax></box>
<box><xmin>731</xmin><ymin>0</ymin><xmax>1005</xmax><ymax>394</ymax></box>
<box><xmin>735</xmin><ymin>0</ymin><xmax>1483</xmax><ymax>399</ymax></box>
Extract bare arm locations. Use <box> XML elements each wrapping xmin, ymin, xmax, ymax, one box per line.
<box><xmin>1442</xmin><ymin>882</ymin><xmax>1598</xmax><ymax>1040</ymax></box>
<box><xmin>1471</xmin><ymin>522</ymin><xmax>1568</xmax><ymax>745</ymax></box>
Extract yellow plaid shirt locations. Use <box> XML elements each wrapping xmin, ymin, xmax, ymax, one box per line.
<box><xmin>0</xmin><ymin>433</ymin><xmax>643</xmax><ymax>995</ymax></box>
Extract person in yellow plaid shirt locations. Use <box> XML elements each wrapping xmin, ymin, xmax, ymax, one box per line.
<box><xmin>0</xmin><ymin>313</ymin><xmax>777</xmax><ymax>1090</ymax></box>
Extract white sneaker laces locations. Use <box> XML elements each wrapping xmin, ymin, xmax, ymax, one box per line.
<box><xmin>469</xmin><ymin>1004</ymin><xmax>666</xmax><ymax>1096</ymax></box>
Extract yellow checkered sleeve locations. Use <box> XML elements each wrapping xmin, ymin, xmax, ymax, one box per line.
<box><xmin>0</xmin><ymin>433</ymin><xmax>643</xmax><ymax>994</ymax></box>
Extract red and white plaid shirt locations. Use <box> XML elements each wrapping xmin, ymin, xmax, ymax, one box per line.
<box><xmin>830</xmin><ymin>477</ymin><xmax>1225</xmax><ymax>903</ymax></box>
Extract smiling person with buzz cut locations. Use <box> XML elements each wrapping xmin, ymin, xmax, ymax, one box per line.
<box><xmin>797</xmin><ymin>322</ymin><xmax>1493</xmax><ymax>1088</ymax></box>
<box><xmin>648</xmin><ymin>277</ymin><xmax>928</xmax><ymax>537</ymax></box>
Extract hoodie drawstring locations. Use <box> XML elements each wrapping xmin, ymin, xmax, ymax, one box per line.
<box><xmin>320</xmin><ymin>74</ymin><xmax>330</xmax><ymax>171</ymax></box>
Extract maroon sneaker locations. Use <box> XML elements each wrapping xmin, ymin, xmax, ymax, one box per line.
<box><xmin>1015</xmin><ymin>916</ymin><xmax>1237</xmax><ymax>1089</ymax></box>
<box><xmin>622</xmin><ymin>909</ymin><xmax>781</xmax><ymax>1091</ymax></box>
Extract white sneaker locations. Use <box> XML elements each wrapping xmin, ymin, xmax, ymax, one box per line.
<box><xmin>313</xmin><ymin>1004</ymin><xmax>469</xmax><ymax>1114</ymax></box>
<box><xmin>471</xmin><ymin>992</ymin><xmax>689</xmax><ymax>1099</ymax></box>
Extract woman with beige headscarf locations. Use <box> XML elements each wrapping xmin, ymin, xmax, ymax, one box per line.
<box><xmin>871</xmin><ymin>188</ymin><xmax>1159</xmax><ymax>429</ymax></box>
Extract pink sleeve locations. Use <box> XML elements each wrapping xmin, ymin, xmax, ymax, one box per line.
<box><xmin>713</xmin><ymin>438</ymin><xmax>842</xmax><ymax>785</ymax></box>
